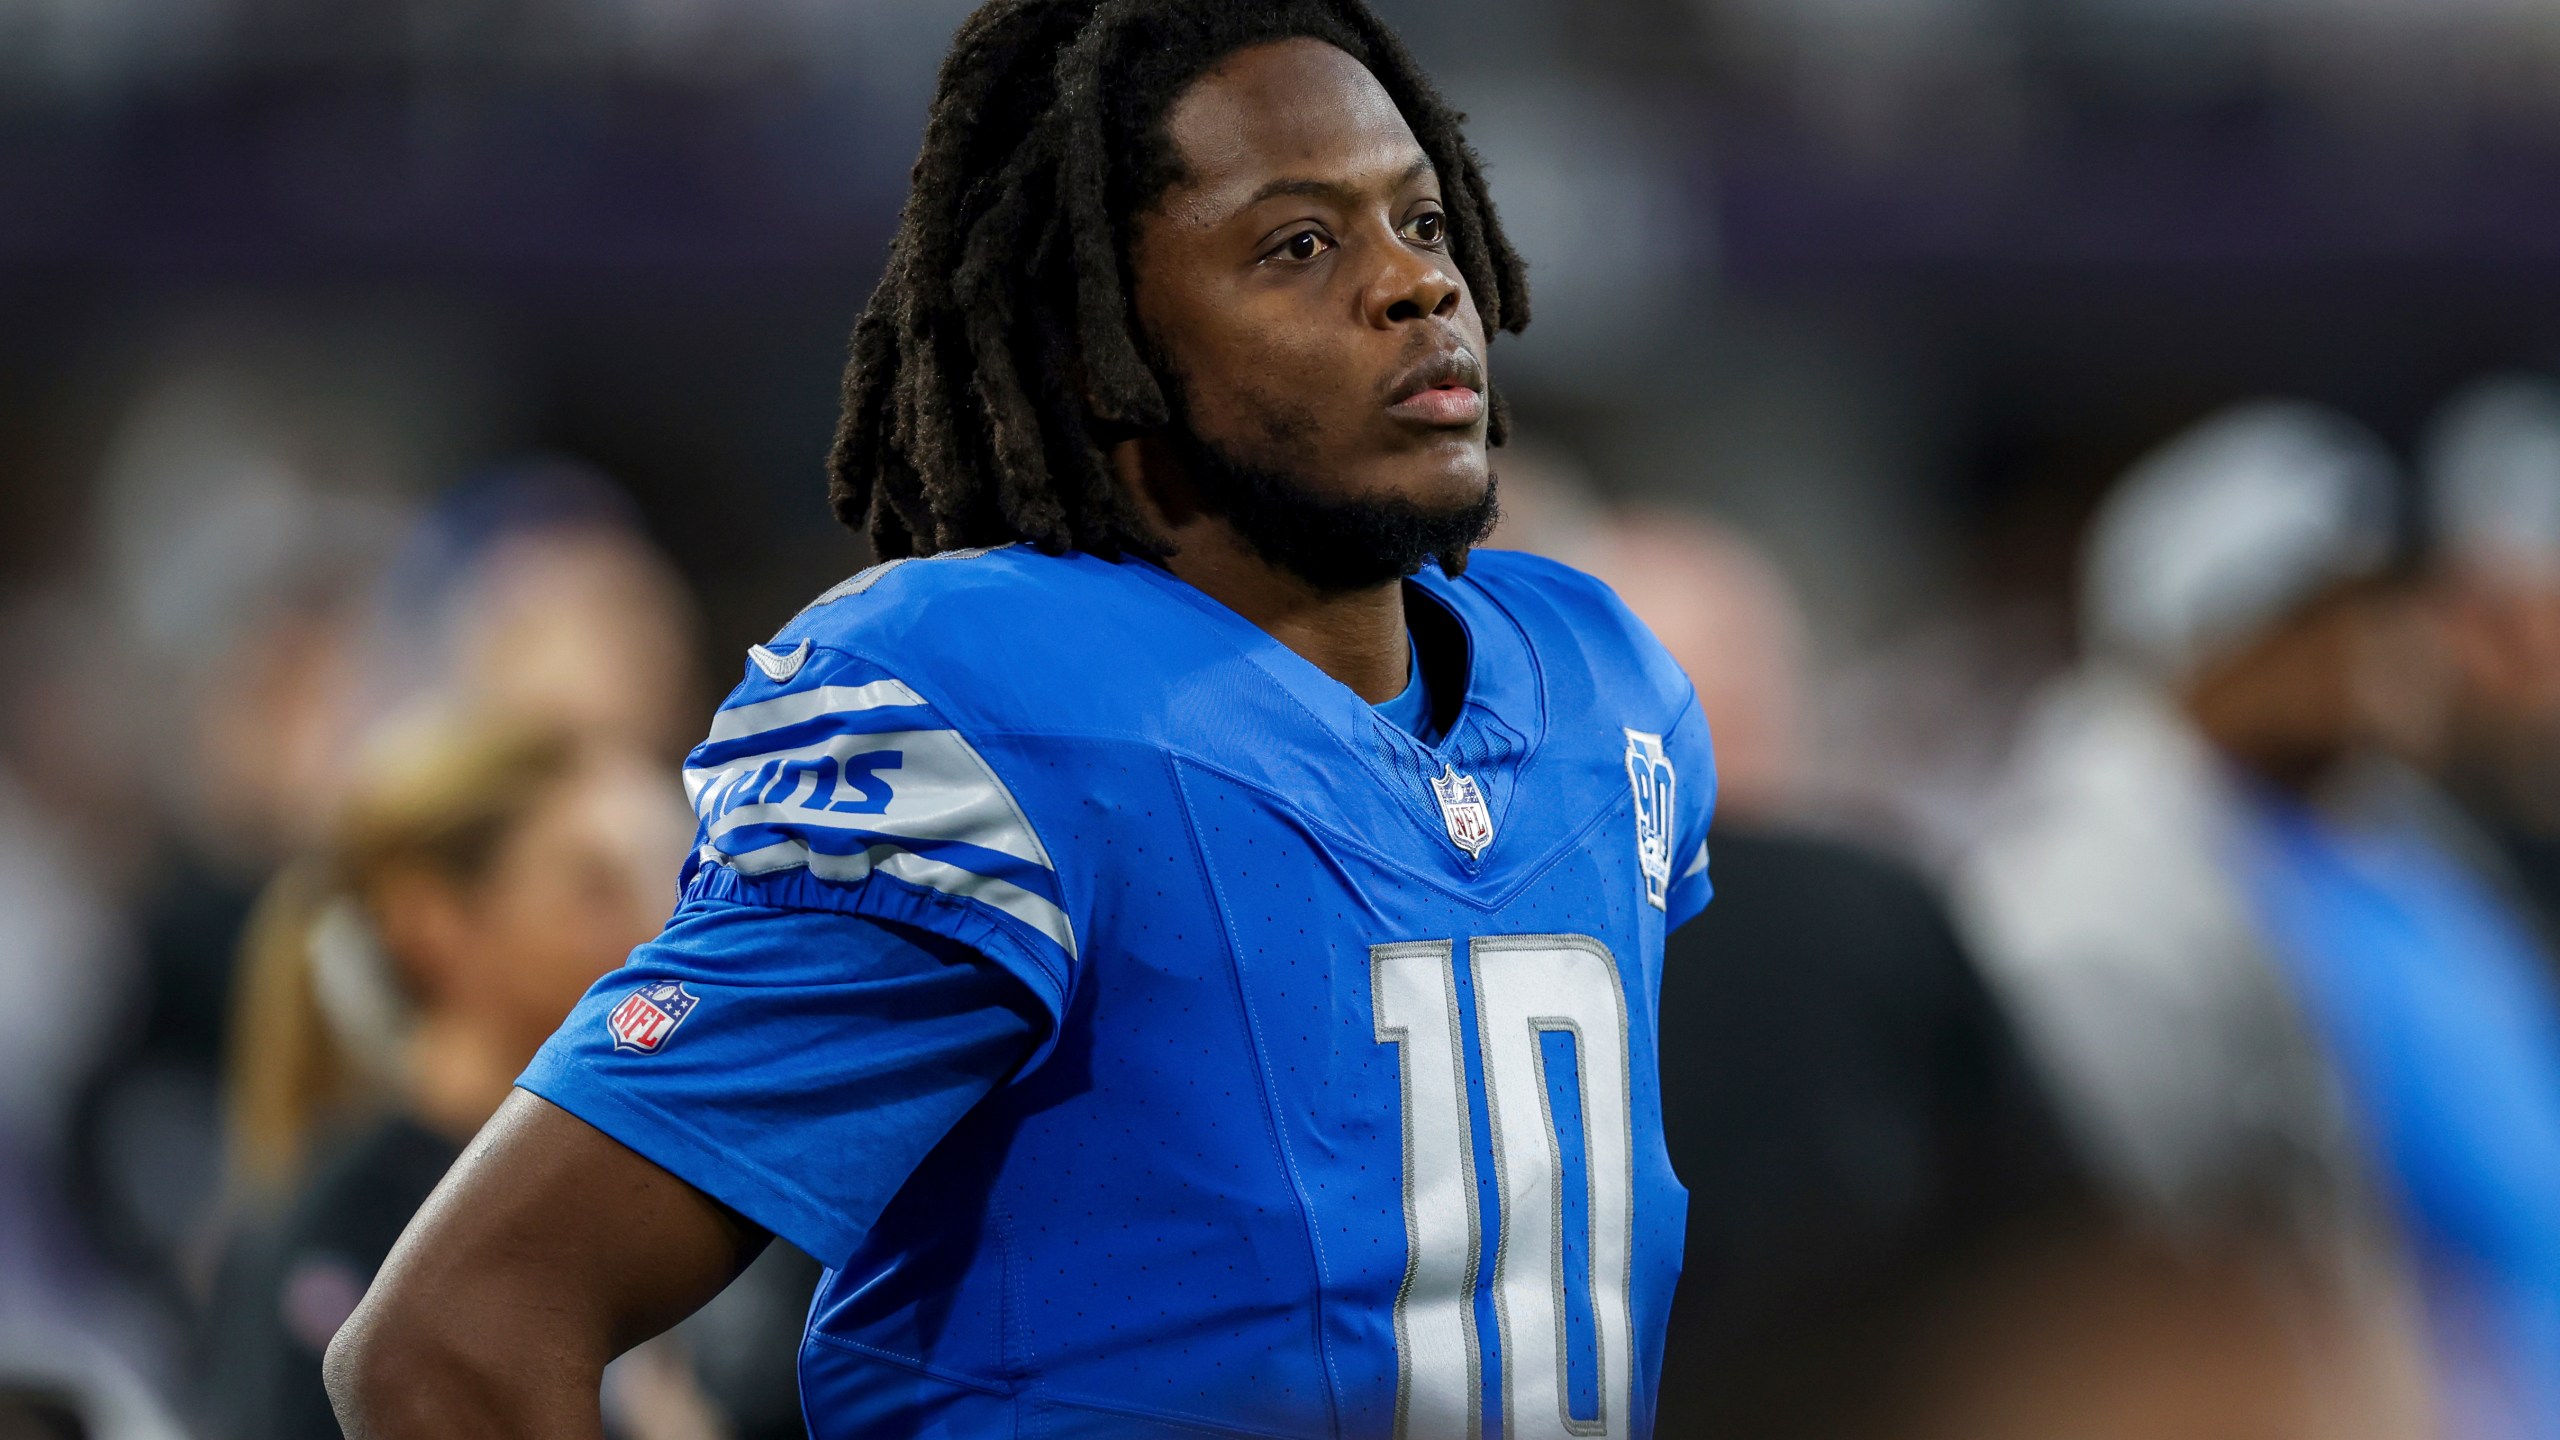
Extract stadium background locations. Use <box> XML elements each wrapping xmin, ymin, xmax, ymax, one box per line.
<box><xmin>4</xmin><ymin>0</ymin><xmax>2559</xmax><ymax>1436</ymax></box>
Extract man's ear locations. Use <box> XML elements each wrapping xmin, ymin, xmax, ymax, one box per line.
<box><xmin>1113</xmin><ymin>433</ymin><xmax>1201</xmax><ymax>535</ymax></box>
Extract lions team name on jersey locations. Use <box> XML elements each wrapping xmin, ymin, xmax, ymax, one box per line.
<box><xmin>678</xmin><ymin>667</ymin><xmax>1078</xmax><ymax>970</ymax></box>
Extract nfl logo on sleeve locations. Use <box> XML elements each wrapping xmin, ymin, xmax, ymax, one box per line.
<box><xmin>607</xmin><ymin>981</ymin><xmax>700</xmax><ymax>1054</ymax></box>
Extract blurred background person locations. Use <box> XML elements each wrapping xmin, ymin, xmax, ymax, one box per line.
<box><xmin>1501</xmin><ymin>471</ymin><xmax>2091</xmax><ymax>1439</ymax></box>
<box><xmin>62</xmin><ymin>325</ymin><xmax>429</xmax><ymax>1326</ymax></box>
<box><xmin>1960</xmin><ymin>398</ymin><xmax>2560</xmax><ymax>1437</ymax></box>
<box><xmin>358</xmin><ymin>460</ymin><xmax>708</xmax><ymax>764</ymax></box>
<box><xmin>2390</xmin><ymin>373</ymin><xmax>2560</xmax><ymax>1435</ymax></box>
<box><xmin>1867</xmin><ymin>1222</ymin><xmax>2438</xmax><ymax>1440</ymax></box>
<box><xmin>0</xmin><ymin>602</ymin><xmax>145</xmax><ymax>1326</ymax></box>
<box><xmin>2424</xmin><ymin>374</ymin><xmax>2560</xmax><ymax>951</ymax></box>
<box><xmin>1957</xmin><ymin>403</ymin><xmax>2408</xmax><ymax>1242</ymax></box>
<box><xmin>63</xmin><ymin>406</ymin><xmax>714</xmax><ymax>1376</ymax></box>
<box><xmin>174</xmin><ymin>455</ymin><xmax>832</xmax><ymax>1440</ymax></box>
<box><xmin>203</xmin><ymin>708</ymin><xmax>697</xmax><ymax>1439</ymax></box>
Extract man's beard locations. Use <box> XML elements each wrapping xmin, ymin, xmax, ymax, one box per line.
<box><xmin>1160</xmin><ymin>379</ymin><xmax>1501</xmax><ymax>593</ymax></box>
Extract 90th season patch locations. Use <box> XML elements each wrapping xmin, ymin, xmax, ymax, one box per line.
<box><xmin>1624</xmin><ymin>729</ymin><xmax>1676</xmax><ymax>911</ymax></box>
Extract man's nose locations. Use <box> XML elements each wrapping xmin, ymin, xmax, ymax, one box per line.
<box><xmin>1365</xmin><ymin>241</ymin><xmax>1462</xmax><ymax>329</ymax></box>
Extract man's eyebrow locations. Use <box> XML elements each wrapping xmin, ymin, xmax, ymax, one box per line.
<box><xmin>1239</xmin><ymin>154</ymin><xmax>1437</xmax><ymax>210</ymax></box>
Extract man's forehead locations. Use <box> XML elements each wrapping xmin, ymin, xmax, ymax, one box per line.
<box><xmin>1157</xmin><ymin>37</ymin><xmax>1431</xmax><ymax>222</ymax></box>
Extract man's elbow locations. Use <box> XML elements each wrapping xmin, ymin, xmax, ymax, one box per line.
<box><xmin>325</xmin><ymin>1257</ymin><xmax>609</xmax><ymax>1439</ymax></box>
<box><xmin>323</xmin><ymin>1273</ymin><xmax>520</xmax><ymax>1438</ymax></box>
<box><xmin>324</xmin><ymin>1278</ymin><xmax>453</xmax><ymax>1438</ymax></box>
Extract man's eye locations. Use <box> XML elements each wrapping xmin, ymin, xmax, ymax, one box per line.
<box><xmin>1404</xmin><ymin>212</ymin><xmax>1446</xmax><ymax>246</ymax></box>
<box><xmin>1280</xmin><ymin>231</ymin><xmax>1330</xmax><ymax>262</ymax></box>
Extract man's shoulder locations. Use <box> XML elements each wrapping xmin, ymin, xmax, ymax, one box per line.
<box><xmin>748</xmin><ymin>544</ymin><xmax>1175</xmax><ymax>741</ymax></box>
<box><xmin>779</xmin><ymin>542</ymin><xmax>1118</xmax><ymax>657</ymax></box>
<box><xmin>1454</xmin><ymin>548</ymin><xmax>1695</xmax><ymax>718</ymax></box>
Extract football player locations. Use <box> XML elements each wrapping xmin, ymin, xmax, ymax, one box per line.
<box><xmin>327</xmin><ymin>4</ymin><xmax>1715</xmax><ymax>1437</ymax></box>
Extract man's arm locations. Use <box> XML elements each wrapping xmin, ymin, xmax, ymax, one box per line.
<box><xmin>324</xmin><ymin>1091</ymin><xmax>767</xmax><ymax>1439</ymax></box>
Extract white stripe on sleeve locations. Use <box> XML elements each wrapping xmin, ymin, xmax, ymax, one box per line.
<box><xmin>703</xmin><ymin>679</ymin><xmax>929</xmax><ymax>746</ymax></box>
<box><xmin>714</xmin><ymin>837</ymin><xmax>1078</xmax><ymax>959</ymax></box>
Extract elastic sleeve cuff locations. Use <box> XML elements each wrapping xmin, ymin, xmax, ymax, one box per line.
<box><xmin>683</xmin><ymin>861</ymin><xmax>1071</xmax><ymax>1079</ymax></box>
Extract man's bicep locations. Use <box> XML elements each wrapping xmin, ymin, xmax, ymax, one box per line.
<box><xmin>370</xmin><ymin>1092</ymin><xmax>762</xmax><ymax>1365</ymax></box>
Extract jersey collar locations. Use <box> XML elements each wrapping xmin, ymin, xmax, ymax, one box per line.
<box><xmin>1120</xmin><ymin>557</ymin><xmax>1548</xmax><ymax>869</ymax></box>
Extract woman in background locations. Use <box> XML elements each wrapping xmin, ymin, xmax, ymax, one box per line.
<box><xmin>205</xmin><ymin>710</ymin><xmax>694</xmax><ymax>1440</ymax></box>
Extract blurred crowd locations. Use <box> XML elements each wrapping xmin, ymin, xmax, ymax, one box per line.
<box><xmin>10</xmin><ymin>324</ymin><xmax>2559</xmax><ymax>1440</ymax></box>
<box><xmin>0</xmin><ymin>330</ymin><xmax>824</xmax><ymax>1438</ymax></box>
<box><xmin>1501</xmin><ymin>379</ymin><xmax>2560</xmax><ymax>1439</ymax></box>
<box><xmin>9</xmin><ymin>1</ymin><xmax>2560</xmax><ymax>1438</ymax></box>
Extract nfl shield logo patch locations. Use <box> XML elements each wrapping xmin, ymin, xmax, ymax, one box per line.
<box><xmin>1625</xmin><ymin>729</ymin><xmax>1677</xmax><ymax>910</ymax></box>
<box><xmin>607</xmin><ymin>981</ymin><xmax>700</xmax><ymax>1054</ymax></box>
<box><xmin>1430</xmin><ymin>763</ymin><xmax>1495</xmax><ymax>859</ymax></box>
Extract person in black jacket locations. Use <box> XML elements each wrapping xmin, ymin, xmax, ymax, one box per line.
<box><xmin>1656</xmin><ymin>829</ymin><xmax>2085</xmax><ymax>1438</ymax></box>
<box><xmin>1572</xmin><ymin>510</ymin><xmax>2087</xmax><ymax>1439</ymax></box>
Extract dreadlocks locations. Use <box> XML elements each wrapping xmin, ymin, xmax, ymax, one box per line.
<box><xmin>827</xmin><ymin>0</ymin><xmax>1531</xmax><ymax>563</ymax></box>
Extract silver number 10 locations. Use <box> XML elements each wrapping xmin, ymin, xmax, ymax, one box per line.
<box><xmin>1371</xmin><ymin>935</ymin><xmax>1637</xmax><ymax>1439</ymax></box>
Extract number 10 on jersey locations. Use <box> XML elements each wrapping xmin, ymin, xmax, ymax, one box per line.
<box><xmin>1372</xmin><ymin>935</ymin><xmax>1636</xmax><ymax>1439</ymax></box>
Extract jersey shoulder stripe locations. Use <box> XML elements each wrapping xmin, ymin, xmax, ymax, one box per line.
<box><xmin>680</xmin><ymin>650</ymin><xmax>1075</xmax><ymax>966</ymax></box>
<box><xmin>701</xmin><ymin>679</ymin><xmax>931</xmax><ymax>746</ymax></box>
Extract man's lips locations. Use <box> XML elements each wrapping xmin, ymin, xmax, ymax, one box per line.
<box><xmin>1386</xmin><ymin>384</ymin><xmax>1486</xmax><ymax>426</ymax></box>
<box><xmin>1383</xmin><ymin>348</ymin><xmax>1487</xmax><ymax>428</ymax></box>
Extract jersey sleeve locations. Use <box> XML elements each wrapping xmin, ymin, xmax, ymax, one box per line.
<box><xmin>673</xmin><ymin>643</ymin><xmax>1083</xmax><ymax>1036</ymax></box>
<box><xmin>1662</xmin><ymin>696</ymin><xmax>1717</xmax><ymax>931</ymax></box>
<box><xmin>518</xmin><ymin>901</ymin><xmax>1041</xmax><ymax>1267</ymax></box>
<box><xmin>516</xmin><ymin>641</ymin><xmax>1088</xmax><ymax>1266</ymax></box>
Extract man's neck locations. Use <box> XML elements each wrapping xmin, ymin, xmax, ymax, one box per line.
<box><xmin>1156</xmin><ymin>517</ymin><xmax>1412</xmax><ymax>704</ymax></box>
<box><xmin>1116</xmin><ymin>435</ymin><xmax>1412</xmax><ymax>703</ymax></box>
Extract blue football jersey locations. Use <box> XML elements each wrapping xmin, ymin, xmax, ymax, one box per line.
<box><xmin>525</xmin><ymin>545</ymin><xmax>1714</xmax><ymax>1440</ymax></box>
